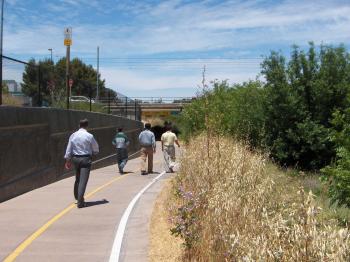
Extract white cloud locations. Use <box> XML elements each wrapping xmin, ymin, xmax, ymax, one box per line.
<box><xmin>100</xmin><ymin>59</ymin><xmax>260</xmax><ymax>97</ymax></box>
<box><xmin>5</xmin><ymin>0</ymin><xmax>350</xmax><ymax>57</ymax></box>
<box><xmin>3</xmin><ymin>0</ymin><xmax>350</xmax><ymax>97</ymax></box>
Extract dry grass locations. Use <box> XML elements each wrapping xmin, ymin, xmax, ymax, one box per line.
<box><xmin>2</xmin><ymin>94</ymin><xmax>23</xmax><ymax>106</ymax></box>
<box><xmin>149</xmin><ymin>179</ymin><xmax>183</xmax><ymax>262</ymax></box>
<box><xmin>170</xmin><ymin>134</ymin><xmax>350</xmax><ymax>261</ymax></box>
<box><xmin>282</xmin><ymin>168</ymin><xmax>350</xmax><ymax>226</ymax></box>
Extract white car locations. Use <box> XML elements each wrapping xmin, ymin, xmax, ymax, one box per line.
<box><xmin>70</xmin><ymin>96</ymin><xmax>95</xmax><ymax>103</ymax></box>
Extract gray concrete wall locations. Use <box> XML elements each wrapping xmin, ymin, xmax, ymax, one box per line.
<box><xmin>0</xmin><ymin>106</ymin><xmax>143</xmax><ymax>202</ymax></box>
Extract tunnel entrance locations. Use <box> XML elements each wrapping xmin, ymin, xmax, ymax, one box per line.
<box><xmin>151</xmin><ymin>125</ymin><xmax>165</xmax><ymax>141</ymax></box>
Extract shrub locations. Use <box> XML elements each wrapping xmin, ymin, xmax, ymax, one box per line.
<box><xmin>322</xmin><ymin>109</ymin><xmax>350</xmax><ymax>207</ymax></box>
<box><xmin>178</xmin><ymin>80</ymin><xmax>265</xmax><ymax>147</ymax></box>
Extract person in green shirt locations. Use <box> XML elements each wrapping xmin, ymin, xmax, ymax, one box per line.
<box><xmin>112</xmin><ymin>127</ymin><xmax>130</xmax><ymax>174</ymax></box>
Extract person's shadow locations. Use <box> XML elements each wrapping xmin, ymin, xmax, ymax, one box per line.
<box><xmin>84</xmin><ymin>199</ymin><xmax>109</xmax><ymax>208</ymax></box>
<box><xmin>121</xmin><ymin>171</ymin><xmax>134</xmax><ymax>174</ymax></box>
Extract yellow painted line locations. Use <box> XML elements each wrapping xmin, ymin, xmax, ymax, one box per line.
<box><xmin>3</xmin><ymin>174</ymin><xmax>129</xmax><ymax>262</ymax></box>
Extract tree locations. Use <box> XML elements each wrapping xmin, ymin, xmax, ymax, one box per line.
<box><xmin>322</xmin><ymin>109</ymin><xmax>350</xmax><ymax>207</ymax></box>
<box><xmin>178</xmin><ymin>80</ymin><xmax>265</xmax><ymax>147</ymax></box>
<box><xmin>261</xmin><ymin>43</ymin><xmax>350</xmax><ymax>170</ymax></box>
<box><xmin>21</xmin><ymin>59</ymin><xmax>41</xmax><ymax>105</ymax></box>
<box><xmin>22</xmin><ymin>57</ymin><xmax>106</xmax><ymax>106</ymax></box>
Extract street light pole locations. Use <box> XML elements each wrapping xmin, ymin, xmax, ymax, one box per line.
<box><xmin>66</xmin><ymin>45</ymin><xmax>70</xmax><ymax>109</ymax></box>
<box><xmin>64</xmin><ymin>27</ymin><xmax>72</xmax><ymax>110</ymax></box>
<box><xmin>0</xmin><ymin>0</ymin><xmax>5</xmax><ymax>105</ymax></box>
<box><xmin>96</xmin><ymin>46</ymin><xmax>99</xmax><ymax>101</ymax></box>
<box><xmin>48</xmin><ymin>48</ymin><xmax>53</xmax><ymax>63</ymax></box>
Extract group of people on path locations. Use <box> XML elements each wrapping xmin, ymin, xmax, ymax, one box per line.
<box><xmin>64</xmin><ymin>119</ymin><xmax>180</xmax><ymax>208</ymax></box>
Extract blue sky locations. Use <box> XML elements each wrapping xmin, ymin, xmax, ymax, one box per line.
<box><xmin>3</xmin><ymin>0</ymin><xmax>350</xmax><ymax>97</ymax></box>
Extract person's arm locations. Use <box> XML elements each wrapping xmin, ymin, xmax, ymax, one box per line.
<box><xmin>125</xmin><ymin>134</ymin><xmax>130</xmax><ymax>147</ymax></box>
<box><xmin>112</xmin><ymin>135</ymin><xmax>116</xmax><ymax>146</ymax></box>
<box><xmin>152</xmin><ymin>133</ymin><xmax>156</xmax><ymax>153</ymax></box>
<box><xmin>138</xmin><ymin>132</ymin><xmax>142</xmax><ymax>143</ymax></box>
<box><xmin>91</xmin><ymin>136</ymin><xmax>99</xmax><ymax>155</ymax></box>
<box><xmin>64</xmin><ymin>135</ymin><xmax>73</xmax><ymax>169</ymax></box>
<box><xmin>161</xmin><ymin>134</ymin><xmax>164</xmax><ymax>151</ymax></box>
<box><xmin>174</xmin><ymin>134</ymin><xmax>180</xmax><ymax>147</ymax></box>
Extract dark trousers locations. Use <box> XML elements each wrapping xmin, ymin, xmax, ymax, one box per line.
<box><xmin>72</xmin><ymin>156</ymin><xmax>92</xmax><ymax>204</ymax></box>
<box><xmin>116</xmin><ymin>148</ymin><xmax>128</xmax><ymax>172</ymax></box>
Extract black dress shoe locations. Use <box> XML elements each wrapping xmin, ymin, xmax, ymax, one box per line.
<box><xmin>77</xmin><ymin>202</ymin><xmax>86</xmax><ymax>208</ymax></box>
<box><xmin>141</xmin><ymin>171</ymin><xmax>147</xmax><ymax>175</ymax></box>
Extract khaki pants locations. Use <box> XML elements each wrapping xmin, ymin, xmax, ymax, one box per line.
<box><xmin>163</xmin><ymin>145</ymin><xmax>175</xmax><ymax>172</ymax></box>
<box><xmin>140</xmin><ymin>146</ymin><xmax>153</xmax><ymax>172</ymax></box>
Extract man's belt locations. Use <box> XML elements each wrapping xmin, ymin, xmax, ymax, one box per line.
<box><xmin>72</xmin><ymin>154</ymin><xmax>91</xmax><ymax>157</ymax></box>
<box><xmin>140</xmin><ymin>144</ymin><xmax>153</xmax><ymax>147</ymax></box>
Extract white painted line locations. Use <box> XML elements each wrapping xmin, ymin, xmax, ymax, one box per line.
<box><xmin>108</xmin><ymin>171</ymin><xmax>167</xmax><ymax>262</ymax></box>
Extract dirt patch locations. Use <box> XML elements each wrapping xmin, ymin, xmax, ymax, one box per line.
<box><xmin>149</xmin><ymin>179</ymin><xmax>183</xmax><ymax>262</ymax></box>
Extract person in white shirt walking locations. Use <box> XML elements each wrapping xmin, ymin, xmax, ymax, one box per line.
<box><xmin>161</xmin><ymin>125</ymin><xmax>180</xmax><ymax>172</ymax></box>
<box><xmin>138</xmin><ymin>123</ymin><xmax>156</xmax><ymax>175</ymax></box>
<box><xmin>64</xmin><ymin>119</ymin><xmax>99</xmax><ymax>208</ymax></box>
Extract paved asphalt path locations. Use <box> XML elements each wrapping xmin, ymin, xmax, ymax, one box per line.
<box><xmin>0</xmin><ymin>142</ymin><xmax>177</xmax><ymax>262</ymax></box>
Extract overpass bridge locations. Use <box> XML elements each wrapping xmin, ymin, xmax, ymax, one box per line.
<box><xmin>139</xmin><ymin>101</ymin><xmax>185</xmax><ymax>119</ymax></box>
<box><xmin>99</xmin><ymin>97</ymin><xmax>195</xmax><ymax>121</ymax></box>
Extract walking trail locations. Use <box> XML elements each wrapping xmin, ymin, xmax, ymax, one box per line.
<box><xmin>0</xmin><ymin>142</ymin><xmax>176</xmax><ymax>262</ymax></box>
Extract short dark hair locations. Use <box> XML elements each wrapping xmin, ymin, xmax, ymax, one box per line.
<box><xmin>145</xmin><ymin>123</ymin><xmax>151</xmax><ymax>129</ymax></box>
<box><xmin>118</xmin><ymin>127</ymin><xmax>123</xmax><ymax>132</ymax></box>
<box><xmin>80</xmin><ymin>119</ymin><xmax>89</xmax><ymax>128</ymax></box>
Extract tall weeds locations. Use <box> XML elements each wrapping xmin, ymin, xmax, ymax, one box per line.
<box><xmin>170</xmin><ymin>135</ymin><xmax>350</xmax><ymax>261</ymax></box>
<box><xmin>3</xmin><ymin>94</ymin><xmax>23</xmax><ymax>106</ymax></box>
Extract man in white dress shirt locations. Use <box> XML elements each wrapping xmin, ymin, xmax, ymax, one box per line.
<box><xmin>64</xmin><ymin>119</ymin><xmax>99</xmax><ymax>208</ymax></box>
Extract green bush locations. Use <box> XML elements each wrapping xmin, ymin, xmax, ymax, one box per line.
<box><xmin>321</xmin><ymin>109</ymin><xmax>350</xmax><ymax>207</ymax></box>
<box><xmin>178</xmin><ymin>80</ymin><xmax>265</xmax><ymax>147</ymax></box>
<box><xmin>179</xmin><ymin>43</ymin><xmax>350</xmax><ymax>172</ymax></box>
<box><xmin>261</xmin><ymin>43</ymin><xmax>350</xmax><ymax>170</ymax></box>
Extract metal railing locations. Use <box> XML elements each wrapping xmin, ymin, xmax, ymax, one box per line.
<box><xmin>99</xmin><ymin>93</ymin><xmax>141</xmax><ymax>121</ymax></box>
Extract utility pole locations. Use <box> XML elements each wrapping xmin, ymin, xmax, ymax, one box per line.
<box><xmin>96</xmin><ymin>46</ymin><xmax>99</xmax><ymax>101</ymax></box>
<box><xmin>0</xmin><ymin>0</ymin><xmax>5</xmax><ymax>105</ymax></box>
<box><xmin>38</xmin><ymin>65</ymin><xmax>41</xmax><ymax>106</ymax></box>
<box><xmin>66</xmin><ymin>45</ymin><xmax>70</xmax><ymax>109</ymax></box>
<box><xmin>108</xmin><ymin>88</ymin><xmax>110</xmax><ymax>114</ymax></box>
<box><xmin>64</xmin><ymin>27</ymin><xmax>72</xmax><ymax>109</ymax></box>
<box><xmin>48</xmin><ymin>48</ymin><xmax>53</xmax><ymax>63</ymax></box>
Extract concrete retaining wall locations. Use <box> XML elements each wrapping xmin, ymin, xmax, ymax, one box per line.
<box><xmin>0</xmin><ymin>106</ymin><xmax>143</xmax><ymax>202</ymax></box>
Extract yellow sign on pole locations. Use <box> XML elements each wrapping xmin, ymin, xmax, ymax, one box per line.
<box><xmin>64</xmin><ymin>27</ymin><xmax>72</xmax><ymax>46</ymax></box>
<box><xmin>64</xmin><ymin>39</ymin><xmax>72</xmax><ymax>46</ymax></box>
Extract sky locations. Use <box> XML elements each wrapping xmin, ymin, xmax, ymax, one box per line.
<box><xmin>3</xmin><ymin>0</ymin><xmax>350</xmax><ymax>98</ymax></box>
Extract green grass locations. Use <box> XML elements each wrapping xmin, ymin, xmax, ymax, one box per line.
<box><xmin>272</xmin><ymin>165</ymin><xmax>350</xmax><ymax>227</ymax></box>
